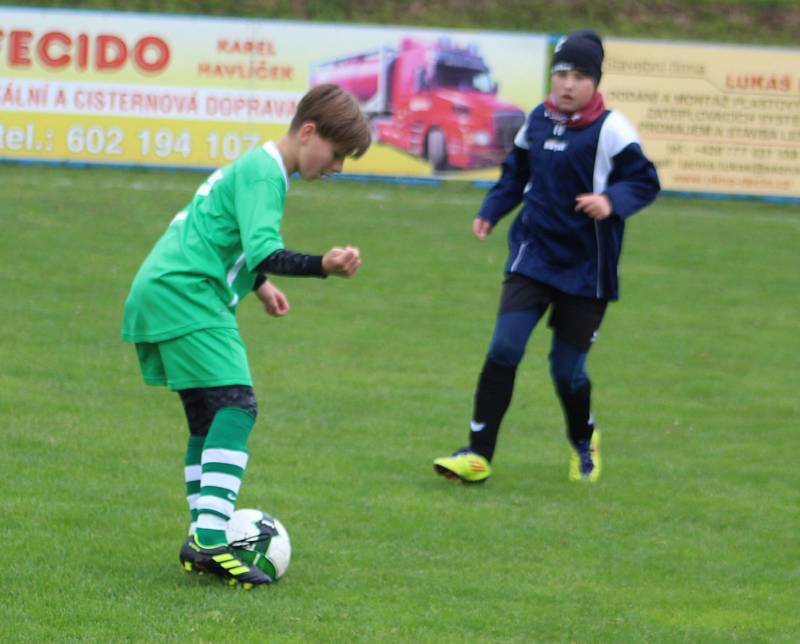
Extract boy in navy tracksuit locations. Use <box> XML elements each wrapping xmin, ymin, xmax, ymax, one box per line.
<box><xmin>434</xmin><ymin>30</ymin><xmax>660</xmax><ymax>483</ymax></box>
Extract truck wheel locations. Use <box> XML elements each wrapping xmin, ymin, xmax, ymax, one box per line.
<box><xmin>427</xmin><ymin>129</ymin><xmax>448</xmax><ymax>172</ymax></box>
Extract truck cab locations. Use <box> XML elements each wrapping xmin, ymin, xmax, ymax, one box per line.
<box><xmin>376</xmin><ymin>38</ymin><xmax>525</xmax><ymax>171</ymax></box>
<box><xmin>310</xmin><ymin>37</ymin><xmax>525</xmax><ymax>172</ymax></box>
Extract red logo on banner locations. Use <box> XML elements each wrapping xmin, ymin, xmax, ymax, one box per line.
<box><xmin>0</xmin><ymin>29</ymin><xmax>171</xmax><ymax>74</ymax></box>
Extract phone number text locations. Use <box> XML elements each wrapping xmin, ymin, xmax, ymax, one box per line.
<box><xmin>0</xmin><ymin>122</ymin><xmax>263</xmax><ymax>161</ymax></box>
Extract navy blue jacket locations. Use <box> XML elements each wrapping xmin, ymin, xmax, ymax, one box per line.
<box><xmin>478</xmin><ymin>103</ymin><xmax>660</xmax><ymax>300</ymax></box>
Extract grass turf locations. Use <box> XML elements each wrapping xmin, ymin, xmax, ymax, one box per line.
<box><xmin>1</xmin><ymin>163</ymin><xmax>798</xmax><ymax>641</ymax></box>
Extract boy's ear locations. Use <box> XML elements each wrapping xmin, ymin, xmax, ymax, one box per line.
<box><xmin>298</xmin><ymin>121</ymin><xmax>317</xmax><ymax>143</ymax></box>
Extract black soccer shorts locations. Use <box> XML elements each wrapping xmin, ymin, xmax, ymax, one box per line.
<box><xmin>498</xmin><ymin>272</ymin><xmax>608</xmax><ymax>352</ymax></box>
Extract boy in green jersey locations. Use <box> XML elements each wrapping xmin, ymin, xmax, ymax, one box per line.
<box><xmin>121</xmin><ymin>84</ymin><xmax>370</xmax><ymax>588</ymax></box>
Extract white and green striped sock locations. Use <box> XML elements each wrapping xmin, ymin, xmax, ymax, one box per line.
<box><xmin>184</xmin><ymin>434</ymin><xmax>205</xmax><ymax>535</ymax></box>
<box><xmin>195</xmin><ymin>408</ymin><xmax>255</xmax><ymax>548</ymax></box>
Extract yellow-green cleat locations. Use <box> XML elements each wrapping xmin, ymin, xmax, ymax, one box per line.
<box><xmin>569</xmin><ymin>430</ymin><xmax>601</xmax><ymax>483</ymax></box>
<box><xmin>179</xmin><ymin>535</ymin><xmax>272</xmax><ymax>588</ymax></box>
<box><xmin>434</xmin><ymin>448</ymin><xmax>492</xmax><ymax>484</ymax></box>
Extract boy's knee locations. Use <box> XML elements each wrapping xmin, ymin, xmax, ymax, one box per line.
<box><xmin>549</xmin><ymin>341</ymin><xmax>589</xmax><ymax>394</ymax></box>
<box><xmin>179</xmin><ymin>388</ymin><xmax>214</xmax><ymax>436</ymax></box>
<box><xmin>208</xmin><ymin>385</ymin><xmax>258</xmax><ymax>418</ymax></box>
<box><xmin>551</xmin><ymin>370</ymin><xmax>589</xmax><ymax>396</ymax></box>
<box><xmin>549</xmin><ymin>359</ymin><xmax>573</xmax><ymax>390</ymax></box>
<box><xmin>179</xmin><ymin>385</ymin><xmax>258</xmax><ymax>436</ymax></box>
<box><xmin>487</xmin><ymin>336</ymin><xmax>525</xmax><ymax>367</ymax></box>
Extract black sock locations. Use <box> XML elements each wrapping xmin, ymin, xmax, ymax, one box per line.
<box><xmin>469</xmin><ymin>358</ymin><xmax>517</xmax><ymax>461</ymax></box>
<box><xmin>557</xmin><ymin>381</ymin><xmax>594</xmax><ymax>447</ymax></box>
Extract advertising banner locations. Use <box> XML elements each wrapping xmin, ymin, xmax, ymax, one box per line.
<box><xmin>602</xmin><ymin>39</ymin><xmax>800</xmax><ymax>199</ymax></box>
<box><xmin>0</xmin><ymin>7</ymin><xmax>548</xmax><ymax>180</ymax></box>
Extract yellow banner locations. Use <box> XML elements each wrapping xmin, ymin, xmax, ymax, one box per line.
<box><xmin>0</xmin><ymin>7</ymin><xmax>547</xmax><ymax>179</ymax></box>
<box><xmin>602</xmin><ymin>39</ymin><xmax>800</xmax><ymax>198</ymax></box>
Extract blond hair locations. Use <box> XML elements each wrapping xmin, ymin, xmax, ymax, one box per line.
<box><xmin>290</xmin><ymin>84</ymin><xmax>371</xmax><ymax>159</ymax></box>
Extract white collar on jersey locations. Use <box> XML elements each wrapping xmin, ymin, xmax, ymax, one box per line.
<box><xmin>262</xmin><ymin>141</ymin><xmax>290</xmax><ymax>191</ymax></box>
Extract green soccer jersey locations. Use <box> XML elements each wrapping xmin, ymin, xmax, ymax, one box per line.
<box><xmin>121</xmin><ymin>141</ymin><xmax>289</xmax><ymax>343</ymax></box>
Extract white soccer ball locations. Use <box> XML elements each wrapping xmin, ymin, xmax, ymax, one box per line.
<box><xmin>225</xmin><ymin>509</ymin><xmax>291</xmax><ymax>580</ymax></box>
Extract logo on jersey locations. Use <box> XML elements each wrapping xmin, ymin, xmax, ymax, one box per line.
<box><xmin>544</xmin><ymin>138</ymin><xmax>567</xmax><ymax>152</ymax></box>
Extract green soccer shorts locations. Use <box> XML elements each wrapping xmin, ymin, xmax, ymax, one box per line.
<box><xmin>135</xmin><ymin>327</ymin><xmax>253</xmax><ymax>390</ymax></box>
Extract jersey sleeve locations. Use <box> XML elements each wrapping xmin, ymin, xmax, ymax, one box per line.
<box><xmin>477</xmin><ymin>148</ymin><xmax>531</xmax><ymax>225</ymax></box>
<box><xmin>594</xmin><ymin>111</ymin><xmax>660</xmax><ymax>218</ymax></box>
<box><xmin>256</xmin><ymin>249</ymin><xmax>326</xmax><ymax>277</ymax></box>
<box><xmin>477</xmin><ymin>109</ymin><xmax>536</xmax><ymax>225</ymax></box>
<box><xmin>233</xmin><ymin>169</ymin><xmax>286</xmax><ymax>272</ymax></box>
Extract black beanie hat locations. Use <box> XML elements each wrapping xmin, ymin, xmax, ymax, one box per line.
<box><xmin>551</xmin><ymin>30</ymin><xmax>604</xmax><ymax>85</ymax></box>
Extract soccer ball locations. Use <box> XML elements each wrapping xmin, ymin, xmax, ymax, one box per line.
<box><xmin>225</xmin><ymin>509</ymin><xmax>291</xmax><ymax>580</ymax></box>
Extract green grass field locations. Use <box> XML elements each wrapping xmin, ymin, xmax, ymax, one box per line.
<box><xmin>1</xmin><ymin>163</ymin><xmax>798</xmax><ymax>642</ymax></box>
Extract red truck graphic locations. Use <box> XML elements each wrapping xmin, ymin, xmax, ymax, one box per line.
<box><xmin>310</xmin><ymin>37</ymin><xmax>525</xmax><ymax>171</ymax></box>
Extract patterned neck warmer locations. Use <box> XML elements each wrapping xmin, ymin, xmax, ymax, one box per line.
<box><xmin>544</xmin><ymin>92</ymin><xmax>606</xmax><ymax>129</ymax></box>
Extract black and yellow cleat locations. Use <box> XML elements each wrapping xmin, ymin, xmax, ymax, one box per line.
<box><xmin>179</xmin><ymin>535</ymin><xmax>272</xmax><ymax>589</ymax></box>
<box><xmin>433</xmin><ymin>447</ymin><xmax>492</xmax><ymax>484</ymax></box>
<box><xmin>568</xmin><ymin>430</ymin><xmax>601</xmax><ymax>483</ymax></box>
